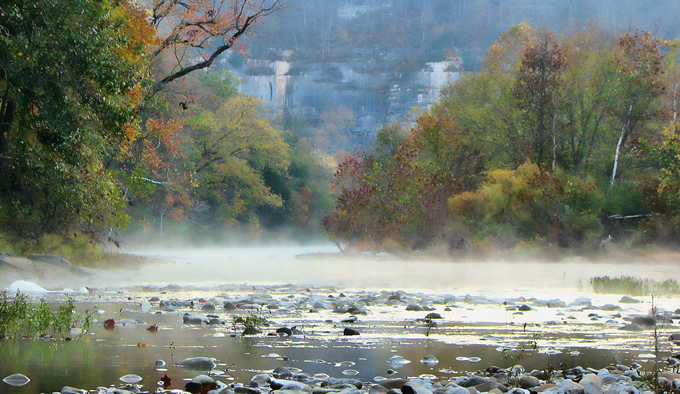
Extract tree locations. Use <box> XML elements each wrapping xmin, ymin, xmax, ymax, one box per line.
<box><xmin>513</xmin><ymin>32</ymin><xmax>567</xmax><ymax>168</ymax></box>
<box><xmin>188</xmin><ymin>95</ymin><xmax>290</xmax><ymax>225</ymax></box>
<box><xmin>148</xmin><ymin>0</ymin><xmax>282</xmax><ymax>95</ymax></box>
<box><xmin>0</xmin><ymin>0</ymin><xmax>154</xmax><ymax>236</ymax></box>
<box><xmin>609</xmin><ymin>30</ymin><xmax>665</xmax><ymax>189</ymax></box>
<box><xmin>557</xmin><ymin>26</ymin><xmax>617</xmax><ymax>175</ymax></box>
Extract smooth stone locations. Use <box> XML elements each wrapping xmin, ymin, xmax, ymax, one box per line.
<box><xmin>379</xmin><ymin>379</ymin><xmax>408</xmax><ymax>390</ymax></box>
<box><xmin>584</xmin><ymin>381</ymin><xmax>604</xmax><ymax>394</ymax></box>
<box><xmin>406</xmin><ymin>304</ymin><xmax>425</xmax><ymax>311</ymax></box>
<box><xmin>270</xmin><ymin>379</ymin><xmax>312</xmax><ymax>391</ymax></box>
<box><xmin>183</xmin><ymin>313</ymin><xmax>209</xmax><ymax>324</ymax></box>
<box><xmin>474</xmin><ymin>380</ymin><xmax>503</xmax><ymax>392</ymax></box>
<box><xmin>459</xmin><ymin>376</ymin><xmax>487</xmax><ymax>388</ymax></box>
<box><xmin>251</xmin><ymin>373</ymin><xmax>272</xmax><ymax>386</ymax></box>
<box><xmin>401</xmin><ymin>381</ymin><xmax>433</xmax><ymax>394</ymax></box>
<box><xmin>323</xmin><ymin>378</ymin><xmax>362</xmax><ymax>389</ymax></box>
<box><xmin>518</xmin><ymin>375</ymin><xmax>540</xmax><ymax>389</ymax></box>
<box><xmin>140</xmin><ymin>301</ymin><xmax>152</xmax><ymax>312</ymax></box>
<box><xmin>581</xmin><ymin>375</ymin><xmax>604</xmax><ymax>386</ymax></box>
<box><xmin>368</xmin><ymin>384</ymin><xmax>390</xmax><ymax>394</ymax></box>
<box><xmin>201</xmin><ymin>303</ymin><xmax>216</xmax><ymax>312</ymax></box>
<box><xmin>176</xmin><ymin>357</ymin><xmax>217</xmax><ymax>369</ymax></box>
<box><xmin>344</xmin><ymin>327</ymin><xmax>360</xmax><ymax>335</ymax></box>
<box><xmin>61</xmin><ymin>387</ymin><xmax>88</xmax><ymax>394</ymax></box>
<box><xmin>420</xmin><ymin>355</ymin><xmax>439</xmax><ymax>367</ymax></box>
<box><xmin>3</xmin><ymin>373</ymin><xmax>30</xmax><ymax>387</ymax></box>
<box><xmin>425</xmin><ymin>312</ymin><xmax>443</xmax><ymax>319</ymax></box>
<box><xmin>619</xmin><ymin>296</ymin><xmax>642</xmax><ymax>303</ymax></box>
<box><xmin>518</xmin><ymin>305</ymin><xmax>532</xmax><ymax>311</ymax></box>
<box><xmin>185</xmin><ymin>374</ymin><xmax>216</xmax><ymax>393</ymax></box>
<box><xmin>119</xmin><ymin>374</ymin><xmax>142</xmax><ymax>383</ymax></box>
<box><xmin>388</xmin><ymin>355</ymin><xmax>411</xmax><ymax>368</ymax></box>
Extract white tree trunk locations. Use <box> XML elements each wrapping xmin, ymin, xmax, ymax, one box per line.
<box><xmin>611</xmin><ymin>105</ymin><xmax>633</xmax><ymax>189</ymax></box>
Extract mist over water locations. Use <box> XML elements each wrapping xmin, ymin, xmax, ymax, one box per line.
<box><xmin>115</xmin><ymin>245</ymin><xmax>680</xmax><ymax>296</ymax></box>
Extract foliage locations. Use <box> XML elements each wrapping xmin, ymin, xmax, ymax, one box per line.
<box><xmin>589</xmin><ymin>276</ymin><xmax>680</xmax><ymax>296</ymax></box>
<box><xmin>324</xmin><ymin>23</ymin><xmax>680</xmax><ymax>254</ymax></box>
<box><xmin>0</xmin><ymin>292</ymin><xmax>91</xmax><ymax>339</ymax></box>
<box><xmin>0</xmin><ymin>0</ymin><xmax>152</xmax><ymax>238</ymax></box>
<box><xmin>448</xmin><ymin>163</ymin><xmax>603</xmax><ymax>250</ymax></box>
<box><xmin>232</xmin><ymin>312</ymin><xmax>268</xmax><ymax>336</ymax></box>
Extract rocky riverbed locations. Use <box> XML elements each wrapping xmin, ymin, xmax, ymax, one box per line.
<box><xmin>3</xmin><ymin>279</ymin><xmax>680</xmax><ymax>394</ymax></box>
<box><xmin>2</xmin><ymin>247</ymin><xmax>680</xmax><ymax>393</ymax></box>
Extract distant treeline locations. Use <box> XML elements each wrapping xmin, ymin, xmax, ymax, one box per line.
<box><xmin>322</xmin><ymin>24</ymin><xmax>680</xmax><ymax>255</ymax></box>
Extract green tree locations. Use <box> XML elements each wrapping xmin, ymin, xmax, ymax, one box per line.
<box><xmin>609</xmin><ymin>30</ymin><xmax>666</xmax><ymax>189</ymax></box>
<box><xmin>0</xmin><ymin>0</ymin><xmax>152</xmax><ymax>237</ymax></box>
<box><xmin>188</xmin><ymin>96</ymin><xmax>290</xmax><ymax>226</ymax></box>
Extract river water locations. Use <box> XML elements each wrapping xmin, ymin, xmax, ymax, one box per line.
<box><xmin>1</xmin><ymin>246</ymin><xmax>679</xmax><ymax>393</ymax></box>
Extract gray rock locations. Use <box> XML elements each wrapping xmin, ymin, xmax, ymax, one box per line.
<box><xmin>402</xmin><ymin>381</ymin><xmax>434</xmax><ymax>394</ymax></box>
<box><xmin>176</xmin><ymin>357</ymin><xmax>217</xmax><ymax>369</ymax></box>
<box><xmin>425</xmin><ymin>312</ymin><xmax>443</xmax><ymax>319</ymax></box>
<box><xmin>183</xmin><ymin>313</ymin><xmax>208</xmax><ymax>324</ymax></box>
<box><xmin>619</xmin><ymin>296</ymin><xmax>642</xmax><ymax>303</ymax></box>
<box><xmin>518</xmin><ymin>375</ymin><xmax>540</xmax><ymax>389</ymax></box>
<box><xmin>406</xmin><ymin>304</ymin><xmax>424</xmax><ymax>311</ymax></box>
<box><xmin>270</xmin><ymin>379</ymin><xmax>311</xmax><ymax>391</ymax></box>
<box><xmin>61</xmin><ymin>386</ymin><xmax>87</xmax><ymax>394</ymax></box>
<box><xmin>322</xmin><ymin>378</ymin><xmax>362</xmax><ymax>389</ymax></box>
<box><xmin>459</xmin><ymin>376</ymin><xmax>487</xmax><ymax>387</ymax></box>
<box><xmin>343</xmin><ymin>327</ymin><xmax>360</xmax><ymax>336</ymax></box>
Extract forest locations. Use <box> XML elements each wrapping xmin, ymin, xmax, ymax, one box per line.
<box><xmin>0</xmin><ymin>0</ymin><xmax>334</xmax><ymax>259</ymax></box>
<box><xmin>323</xmin><ymin>23</ymin><xmax>680</xmax><ymax>255</ymax></box>
<box><xmin>1</xmin><ymin>0</ymin><xmax>680</xmax><ymax>259</ymax></box>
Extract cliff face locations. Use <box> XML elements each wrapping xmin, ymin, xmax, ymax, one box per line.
<box><xmin>220</xmin><ymin>55</ymin><xmax>460</xmax><ymax>148</ymax></box>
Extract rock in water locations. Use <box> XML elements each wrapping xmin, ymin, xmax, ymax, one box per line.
<box><xmin>3</xmin><ymin>373</ymin><xmax>30</xmax><ymax>387</ymax></box>
<box><xmin>119</xmin><ymin>374</ymin><xmax>142</xmax><ymax>383</ymax></box>
<box><xmin>176</xmin><ymin>357</ymin><xmax>217</xmax><ymax>370</ymax></box>
<box><xmin>8</xmin><ymin>280</ymin><xmax>49</xmax><ymax>294</ymax></box>
<box><xmin>343</xmin><ymin>327</ymin><xmax>360</xmax><ymax>336</ymax></box>
<box><xmin>388</xmin><ymin>355</ymin><xmax>411</xmax><ymax>369</ymax></box>
<box><xmin>420</xmin><ymin>355</ymin><xmax>439</xmax><ymax>367</ymax></box>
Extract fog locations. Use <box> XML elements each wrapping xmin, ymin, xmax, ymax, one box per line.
<box><xmin>109</xmin><ymin>245</ymin><xmax>679</xmax><ymax>295</ymax></box>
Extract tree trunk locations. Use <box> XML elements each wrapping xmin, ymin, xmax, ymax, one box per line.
<box><xmin>611</xmin><ymin>105</ymin><xmax>633</xmax><ymax>189</ymax></box>
<box><xmin>611</xmin><ymin>122</ymin><xmax>628</xmax><ymax>189</ymax></box>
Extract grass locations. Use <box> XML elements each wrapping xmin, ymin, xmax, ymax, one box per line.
<box><xmin>0</xmin><ymin>291</ymin><xmax>92</xmax><ymax>339</ymax></box>
<box><xmin>232</xmin><ymin>312</ymin><xmax>268</xmax><ymax>336</ymax></box>
<box><xmin>589</xmin><ymin>276</ymin><xmax>680</xmax><ymax>296</ymax></box>
<box><xmin>0</xmin><ymin>230</ymin><xmax>150</xmax><ymax>268</ymax></box>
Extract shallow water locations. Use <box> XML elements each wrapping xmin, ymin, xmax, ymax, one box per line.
<box><xmin>1</xmin><ymin>247</ymin><xmax>679</xmax><ymax>392</ymax></box>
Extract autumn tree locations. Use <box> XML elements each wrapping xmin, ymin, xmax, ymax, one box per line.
<box><xmin>0</xmin><ymin>0</ymin><xmax>154</xmax><ymax>237</ymax></box>
<box><xmin>188</xmin><ymin>95</ymin><xmax>290</xmax><ymax>226</ymax></box>
<box><xmin>147</xmin><ymin>0</ymin><xmax>282</xmax><ymax>96</ymax></box>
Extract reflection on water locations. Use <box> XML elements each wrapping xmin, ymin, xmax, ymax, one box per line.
<box><xmin>1</xmin><ymin>247</ymin><xmax>679</xmax><ymax>392</ymax></box>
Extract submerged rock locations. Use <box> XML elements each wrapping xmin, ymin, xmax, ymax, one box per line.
<box><xmin>420</xmin><ymin>355</ymin><xmax>439</xmax><ymax>367</ymax></box>
<box><xmin>176</xmin><ymin>357</ymin><xmax>217</xmax><ymax>370</ymax></box>
<box><xmin>3</xmin><ymin>373</ymin><xmax>30</xmax><ymax>387</ymax></box>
